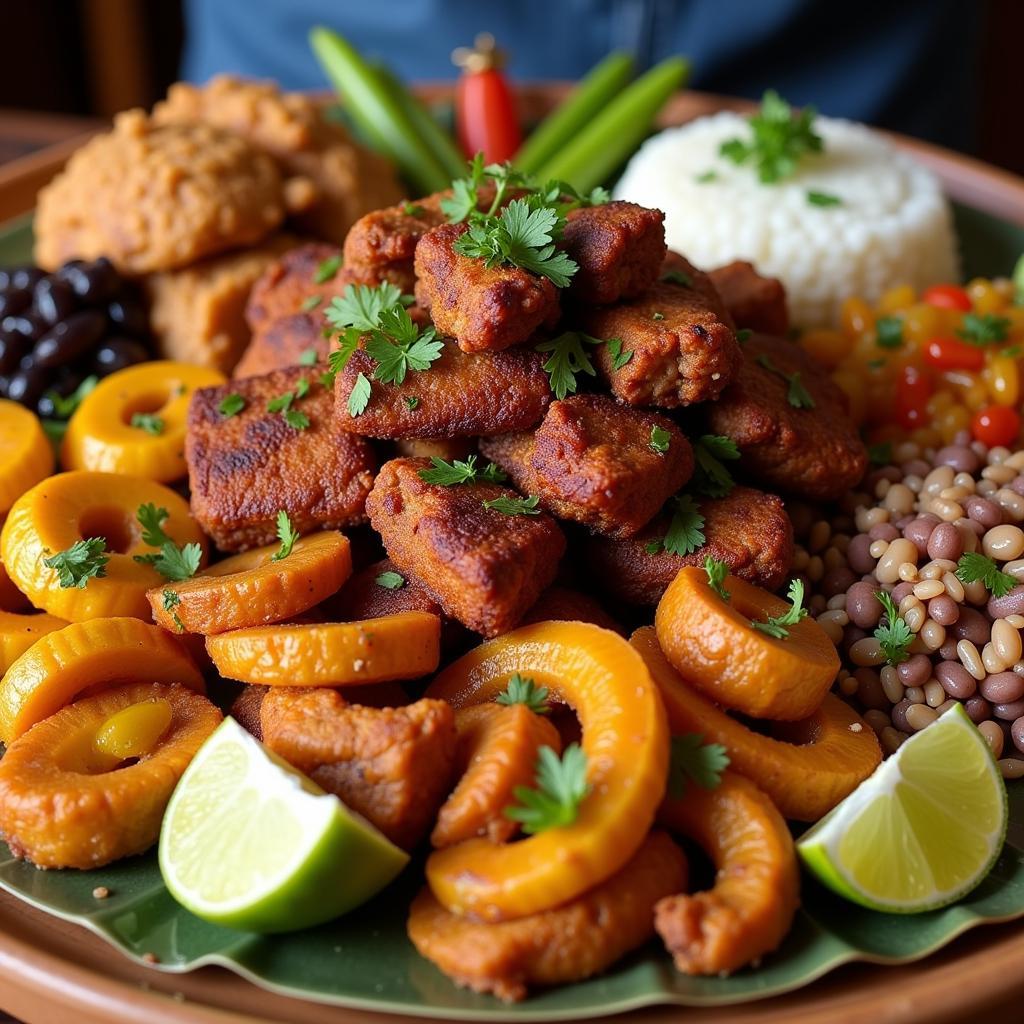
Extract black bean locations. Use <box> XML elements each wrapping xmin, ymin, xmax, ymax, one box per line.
<box><xmin>66</xmin><ymin>257</ymin><xmax>118</xmax><ymax>303</ymax></box>
<box><xmin>0</xmin><ymin>329</ymin><xmax>28</xmax><ymax>375</ymax></box>
<box><xmin>0</xmin><ymin>287</ymin><xmax>29</xmax><ymax>319</ymax></box>
<box><xmin>2</xmin><ymin>313</ymin><xmax>45</xmax><ymax>341</ymax></box>
<box><xmin>31</xmin><ymin>276</ymin><xmax>77</xmax><ymax>325</ymax></box>
<box><xmin>32</xmin><ymin>309</ymin><xmax>107</xmax><ymax>368</ymax></box>
<box><xmin>91</xmin><ymin>337</ymin><xmax>149</xmax><ymax>375</ymax></box>
<box><xmin>106</xmin><ymin>297</ymin><xmax>149</xmax><ymax>338</ymax></box>
<box><xmin>34</xmin><ymin>367</ymin><xmax>84</xmax><ymax>419</ymax></box>
<box><xmin>5</xmin><ymin>364</ymin><xmax>48</xmax><ymax>405</ymax></box>
<box><xmin>9</xmin><ymin>266</ymin><xmax>43</xmax><ymax>291</ymax></box>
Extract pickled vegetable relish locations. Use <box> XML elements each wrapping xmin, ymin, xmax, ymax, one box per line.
<box><xmin>799</xmin><ymin>278</ymin><xmax>1024</xmax><ymax>451</ymax></box>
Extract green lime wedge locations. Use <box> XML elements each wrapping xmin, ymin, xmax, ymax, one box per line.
<box><xmin>797</xmin><ymin>704</ymin><xmax>1007</xmax><ymax>913</ymax></box>
<box><xmin>158</xmin><ymin>717</ymin><xmax>409</xmax><ymax>932</ymax></box>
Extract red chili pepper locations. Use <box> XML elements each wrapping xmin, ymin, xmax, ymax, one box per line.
<box><xmin>922</xmin><ymin>284</ymin><xmax>972</xmax><ymax>312</ymax></box>
<box><xmin>972</xmin><ymin>405</ymin><xmax>1021</xmax><ymax>448</ymax></box>
<box><xmin>894</xmin><ymin>366</ymin><xmax>932</xmax><ymax>430</ymax></box>
<box><xmin>923</xmin><ymin>336</ymin><xmax>985</xmax><ymax>372</ymax></box>
<box><xmin>452</xmin><ymin>33</ymin><xmax>522</xmax><ymax>164</ymax></box>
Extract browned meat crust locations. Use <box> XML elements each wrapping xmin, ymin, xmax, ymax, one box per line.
<box><xmin>229</xmin><ymin>685</ymin><xmax>268</xmax><ymax>740</ymax></box>
<box><xmin>708</xmin><ymin>260</ymin><xmax>789</xmax><ymax>336</ymax></box>
<box><xmin>186</xmin><ymin>366</ymin><xmax>376</xmax><ymax>551</ymax></box>
<box><xmin>260</xmin><ymin>687</ymin><xmax>456</xmax><ymax>850</ymax></box>
<box><xmin>583</xmin><ymin>485</ymin><xmax>793</xmax><ymax>604</ymax></box>
<box><xmin>414</xmin><ymin>223</ymin><xmax>561</xmax><ymax>352</ymax></box>
<box><xmin>582</xmin><ymin>254</ymin><xmax>740</xmax><ymax>407</ymax></box>
<box><xmin>481</xmin><ymin>394</ymin><xmax>693</xmax><ymax>537</ymax></box>
<box><xmin>705</xmin><ymin>334</ymin><xmax>868</xmax><ymax>501</ymax></box>
<box><xmin>517</xmin><ymin>585</ymin><xmax>624</xmax><ymax>634</ymax></box>
<box><xmin>393</xmin><ymin>437</ymin><xmax>477</xmax><ymax>461</ymax></box>
<box><xmin>334</xmin><ymin>338</ymin><xmax>552</xmax><ymax>439</ymax></box>
<box><xmin>330</xmin><ymin>558</ymin><xmax>444</xmax><ymax>621</ymax></box>
<box><xmin>562</xmin><ymin>201</ymin><xmax>665</xmax><ymax>305</ymax></box>
<box><xmin>366</xmin><ymin>458</ymin><xmax>566</xmax><ymax>636</ymax></box>
<box><xmin>407</xmin><ymin>831</ymin><xmax>687</xmax><ymax>1002</ymax></box>
<box><xmin>245</xmin><ymin>242</ymin><xmax>349</xmax><ymax>333</ymax></box>
<box><xmin>234</xmin><ymin>312</ymin><xmax>326</xmax><ymax>378</ymax></box>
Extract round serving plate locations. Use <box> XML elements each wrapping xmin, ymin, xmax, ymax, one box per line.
<box><xmin>0</xmin><ymin>86</ymin><xmax>1023</xmax><ymax>1024</ymax></box>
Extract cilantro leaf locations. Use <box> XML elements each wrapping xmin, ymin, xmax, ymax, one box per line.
<box><xmin>482</xmin><ymin>494</ymin><xmax>541</xmax><ymax>516</ymax></box>
<box><xmin>347</xmin><ymin>372</ymin><xmax>372</xmax><ymax>417</ymax></box>
<box><xmin>606</xmin><ymin>336</ymin><xmax>633</xmax><ymax>370</ymax></box>
<box><xmin>504</xmin><ymin>743</ymin><xmax>590</xmax><ymax>834</ymax></box>
<box><xmin>271</xmin><ymin>511</ymin><xmax>298</xmax><ymax>561</ymax></box>
<box><xmin>130</xmin><ymin>413</ymin><xmax>164</xmax><ymax>435</ymax></box>
<box><xmin>649</xmin><ymin>425</ymin><xmax>671</xmax><ymax>453</ymax></box>
<box><xmin>404</xmin><ymin>396</ymin><xmax>420</xmax><ymax>411</ymax></box>
<box><xmin>295</xmin><ymin>377</ymin><xmax>310</xmax><ymax>399</ymax></box>
<box><xmin>401</xmin><ymin>201</ymin><xmax>426</xmax><ymax>217</ymax></box>
<box><xmin>661</xmin><ymin>495</ymin><xmax>706</xmax><ymax>556</ymax></box>
<box><xmin>313</xmin><ymin>254</ymin><xmax>342</xmax><ymax>283</ymax></box>
<box><xmin>363</xmin><ymin>306</ymin><xmax>442</xmax><ymax>385</ymax></box>
<box><xmin>162</xmin><ymin>588</ymin><xmax>184</xmax><ymax>632</ymax></box>
<box><xmin>668</xmin><ymin>734</ymin><xmax>730</xmax><ymax>797</ymax></box>
<box><xmin>326</xmin><ymin>282</ymin><xmax>405</xmax><ymax>333</ymax></box>
<box><xmin>736</xmin><ymin>328</ymin><xmax>752</xmax><ymax>343</ymax></box>
<box><xmin>956</xmin><ymin>552</ymin><xmax>1018</xmax><ymax>599</ymax></box>
<box><xmin>661</xmin><ymin>269</ymin><xmax>692</xmax><ymax>287</ymax></box>
<box><xmin>136</xmin><ymin>504</ymin><xmax>172</xmax><ymax>548</ymax></box>
<box><xmin>692</xmin><ymin>434</ymin><xmax>740</xmax><ymax>497</ymax></box>
<box><xmin>152</xmin><ymin>542</ymin><xmax>202</xmax><ymax>582</ymax></box>
<box><xmin>535</xmin><ymin>331</ymin><xmax>601</xmax><ymax>400</ymax></box>
<box><xmin>496</xmin><ymin>673</ymin><xmax>550</xmax><ymax>715</ymax></box>
<box><xmin>283</xmin><ymin>408</ymin><xmax>310</xmax><ymax>430</ymax></box>
<box><xmin>875</xmin><ymin>316</ymin><xmax>904</xmax><ymax>350</ymax></box>
<box><xmin>375</xmin><ymin>570</ymin><xmax>405</xmax><ymax>590</ymax></box>
<box><xmin>704</xmin><ymin>556</ymin><xmax>730</xmax><ymax>601</ymax></box>
<box><xmin>751</xmin><ymin>578</ymin><xmax>808</xmax><ymax>639</ymax></box>
<box><xmin>44</xmin><ymin>375</ymin><xmax>97</xmax><ymax>420</ymax></box>
<box><xmin>298</xmin><ymin>348</ymin><xmax>318</xmax><ymax>366</ymax></box>
<box><xmin>300</xmin><ymin>295</ymin><xmax>322</xmax><ymax>313</ymax></box>
<box><xmin>807</xmin><ymin>190</ymin><xmax>842</xmax><ymax>207</ymax></box>
<box><xmin>43</xmin><ymin>537</ymin><xmax>108</xmax><ymax>589</ymax></box>
<box><xmin>419</xmin><ymin>454</ymin><xmax>484</xmax><ymax>486</ymax></box>
<box><xmin>756</xmin><ymin>353</ymin><xmax>816</xmax><ymax>409</ymax></box>
<box><xmin>441</xmin><ymin>153</ymin><xmax>487</xmax><ymax>222</ymax></box>
<box><xmin>874</xmin><ymin>589</ymin><xmax>913</xmax><ymax>665</ymax></box>
<box><xmin>957</xmin><ymin>313</ymin><xmax>1011</xmax><ymax>346</ymax></box>
<box><xmin>266</xmin><ymin>391</ymin><xmax>294</xmax><ymax>414</ymax></box>
<box><xmin>218</xmin><ymin>393</ymin><xmax>245</xmax><ymax>418</ymax></box>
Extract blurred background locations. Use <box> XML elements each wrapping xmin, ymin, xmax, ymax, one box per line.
<box><xmin>0</xmin><ymin>0</ymin><xmax>1021</xmax><ymax>174</ymax></box>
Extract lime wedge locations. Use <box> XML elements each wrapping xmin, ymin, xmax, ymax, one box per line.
<box><xmin>159</xmin><ymin>717</ymin><xmax>409</xmax><ymax>932</ymax></box>
<box><xmin>797</xmin><ymin>704</ymin><xmax>1007</xmax><ymax>913</ymax></box>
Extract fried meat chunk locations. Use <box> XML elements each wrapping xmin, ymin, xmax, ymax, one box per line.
<box><xmin>517</xmin><ymin>585</ymin><xmax>624</xmax><ymax>634</ymax></box>
<box><xmin>584</xmin><ymin>485</ymin><xmax>793</xmax><ymax>604</ymax></box>
<box><xmin>407</xmin><ymin>831</ymin><xmax>687</xmax><ymax>1002</ymax></box>
<box><xmin>708</xmin><ymin>260</ymin><xmax>789</xmax><ymax>336</ymax></box>
<box><xmin>245</xmin><ymin>242</ymin><xmax>349</xmax><ymax>333</ymax></box>
<box><xmin>706</xmin><ymin>334</ymin><xmax>868</xmax><ymax>501</ymax></box>
<box><xmin>233</xmin><ymin>312</ymin><xmax>326</xmax><ymax>378</ymax></box>
<box><xmin>480</xmin><ymin>394</ymin><xmax>692</xmax><ymax>537</ymax></box>
<box><xmin>331</xmin><ymin>558</ymin><xmax>444</xmax><ymax>621</ymax></box>
<box><xmin>366</xmin><ymin>458</ymin><xmax>566</xmax><ymax>636</ymax></box>
<box><xmin>562</xmin><ymin>201</ymin><xmax>665</xmax><ymax>305</ymax></box>
<box><xmin>582</xmin><ymin>253</ymin><xmax>740</xmax><ymax>407</ymax></box>
<box><xmin>414</xmin><ymin>223</ymin><xmax>560</xmax><ymax>352</ymax></box>
<box><xmin>186</xmin><ymin>366</ymin><xmax>376</xmax><ymax>550</ymax></box>
<box><xmin>393</xmin><ymin>437</ymin><xmax>477</xmax><ymax>461</ymax></box>
<box><xmin>260</xmin><ymin>687</ymin><xmax>456</xmax><ymax>850</ymax></box>
<box><xmin>334</xmin><ymin>338</ymin><xmax>551</xmax><ymax>438</ymax></box>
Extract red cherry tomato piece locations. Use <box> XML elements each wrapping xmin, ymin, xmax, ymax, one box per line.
<box><xmin>972</xmin><ymin>405</ymin><xmax>1021</xmax><ymax>448</ymax></box>
<box><xmin>922</xmin><ymin>284</ymin><xmax>972</xmax><ymax>312</ymax></box>
<box><xmin>894</xmin><ymin>366</ymin><xmax>932</xmax><ymax>430</ymax></box>
<box><xmin>923</xmin><ymin>336</ymin><xmax>985</xmax><ymax>372</ymax></box>
<box><xmin>455</xmin><ymin>68</ymin><xmax>522</xmax><ymax>164</ymax></box>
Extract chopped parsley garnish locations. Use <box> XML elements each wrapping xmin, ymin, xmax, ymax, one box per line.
<box><xmin>736</xmin><ymin>328</ymin><xmax>752</xmax><ymax>343</ymax></box>
<box><xmin>283</xmin><ymin>408</ymin><xmax>310</xmax><ymax>430</ymax></box>
<box><xmin>375</xmin><ymin>570</ymin><xmax>405</xmax><ymax>590</ymax></box>
<box><xmin>646</xmin><ymin>494</ymin><xmax>705</xmax><ymax>557</ymax></box>
<box><xmin>327</xmin><ymin>282</ymin><xmax>405</xmax><ymax>337</ymax></box>
<box><xmin>319</xmin><ymin>369</ymin><xmax>337</xmax><ymax>390</ymax></box>
<box><xmin>363</xmin><ymin>305</ymin><xmax>443</xmax><ymax>385</ymax></box>
<box><xmin>649</xmin><ymin>425</ymin><xmax>671</xmax><ymax>453</ymax></box>
<box><xmin>295</xmin><ymin>377</ymin><xmax>310</xmax><ymax>398</ymax></box>
<box><xmin>401</xmin><ymin>201</ymin><xmax>426</xmax><ymax>217</ymax></box>
<box><xmin>692</xmin><ymin>434</ymin><xmax>740</xmax><ymax>497</ymax></box>
<box><xmin>300</xmin><ymin>295</ymin><xmax>323</xmax><ymax>312</ymax></box>
<box><xmin>130</xmin><ymin>413</ymin><xmax>164</xmax><ymax>435</ymax></box>
<box><xmin>132</xmin><ymin>504</ymin><xmax>202</xmax><ymax>582</ymax></box>
<box><xmin>404</xmin><ymin>395</ymin><xmax>420</xmax><ymax>411</ymax></box>
<box><xmin>43</xmin><ymin>537</ymin><xmax>108</xmax><ymax>589</ymax></box>
<box><xmin>957</xmin><ymin>313</ymin><xmax>1011</xmax><ymax>346</ymax></box>
<box><xmin>218</xmin><ymin>393</ymin><xmax>245</xmax><ymax>418</ymax></box>
<box><xmin>874</xmin><ymin>589</ymin><xmax>913</xmax><ymax>665</ymax></box>
<box><xmin>496</xmin><ymin>673</ymin><xmax>550</xmax><ymax>715</ymax></box>
<box><xmin>875</xmin><ymin>316</ymin><xmax>904</xmax><ymax>349</ymax></box>
<box><xmin>695</xmin><ymin>169</ymin><xmax>718</xmax><ymax>183</ymax></box>
<box><xmin>535</xmin><ymin>331</ymin><xmax>601</xmax><ymax>399</ymax></box>
<box><xmin>418</xmin><ymin>454</ymin><xmax>507</xmax><ymax>486</ymax></box>
<box><xmin>483</xmin><ymin>494</ymin><xmax>541</xmax><ymax>516</ymax></box>
<box><xmin>265</xmin><ymin>390</ymin><xmax>309</xmax><ymax>430</ymax></box>
<box><xmin>347</xmin><ymin>372</ymin><xmax>372</xmax><ymax>416</ymax></box>
<box><xmin>756</xmin><ymin>353</ymin><xmax>815</xmax><ymax>409</ymax></box>
<box><xmin>162</xmin><ymin>589</ymin><xmax>184</xmax><ymax>632</ymax></box>
<box><xmin>661</xmin><ymin>269</ymin><xmax>693</xmax><ymax>287</ymax></box>
<box><xmin>605</xmin><ymin>337</ymin><xmax>633</xmax><ymax>370</ymax></box>
<box><xmin>956</xmin><ymin>552</ymin><xmax>1017</xmax><ymax>599</ymax></box>
<box><xmin>298</xmin><ymin>348</ymin><xmax>318</xmax><ymax>366</ymax></box>
<box><xmin>751</xmin><ymin>578</ymin><xmax>808</xmax><ymax>639</ymax></box>
<box><xmin>313</xmin><ymin>254</ymin><xmax>342</xmax><ymax>283</ymax></box>
<box><xmin>668</xmin><ymin>734</ymin><xmax>730</xmax><ymax>797</ymax></box>
<box><xmin>868</xmin><ymin>441</ymin><xmax>893</xmax><ymax>466</ymax></box>
<box><xmin>720</xmin><ymin>90</ymin><xmax>824</xmax><ymax>184</ymax></box>
<box><xmin>704</xmin><ymin>556</ymin><xmax>730</xmax><ymax>602</ymax></box>
<box><xmin>651</xmin><ymin>311</ymin><xmax>665</xmax><ymax>321</ymax></box>
<box><xmin>271</xmin><ymin>511</ymin><xmax>298</xmax><ymax>562</ymax></box>
<box><xmin>807</xmin><ymin>190</ymin><xmax>842</xmax><ymax>207</ymax></box>
<box><xmin>504</xmin><ymin>743</ymin><xmax>590</xmax><ymax>834</ymax></box>
<box><xmin>44</xmin><ymin>375</ymin><xmax>97</xmax><ymax>420</ymax></box>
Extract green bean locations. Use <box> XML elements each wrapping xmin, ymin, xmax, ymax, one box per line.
<box><xmin>309</xmin><ymin>26</ymin><xmax>450</xmax><ymax>195</ymax></box>
<box><xmin>533</xmin><ymin>57</ymin><xmax>690</xmax><ymax>193</ymax></box>
<box><xmin>514</xmin><ymin>52</ymin><xmax>634</xmax><ymax>175</ymax></box>
<box><xmin>374</xmin><ymin>63</ymin><xmax>467</xmax><ymax>182</ymax></box>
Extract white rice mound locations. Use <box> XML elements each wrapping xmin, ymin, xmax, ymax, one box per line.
<box><xmin>614</xmin><ymin>112</ymin><xmax>959</xmax><ymax>328</ymax></box>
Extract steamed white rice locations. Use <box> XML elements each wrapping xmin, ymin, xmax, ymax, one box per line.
<box><xmin>613</xmin><ymin>112</ymin><xmax>959</xmax><ymax>328</ymax></box>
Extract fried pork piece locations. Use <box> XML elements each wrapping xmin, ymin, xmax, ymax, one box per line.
<box><xmin>408</xmin><ymin>831</ymin><xmax>687</xmax><ymax>1002</ymax></box>
<box><xmin>259</xmin><ymin>687</ymin><xmax>456</xmax><ymax>850</ymax></box>
<box><xmin>706</xmin><ymin>334</ymin><xmax>868</xmax><ymax>501</ymax></box>
<box><xmin>331</xmin><ymin>558</ymin><xmax>444</xmax><ymax>621</ymax></box>
<box><xmin>707</xmin><ymin>260</ymin><xmax>789</xmax><ymax>336</ymax></box>
<box><xmin>366</xmin><ymin>458</ymin><xmax>566</xmax><ymax>636</ymax></box>
<box><xmin>187</xmin><ymin>366</ymin><xmax>376</xmax><ymax>550</ymax></box>
<box><xmin>414</xmin><ymin>223</ymin><xmax>561</xmax><ymax>352</ymax></box>
<box><xmin>481</xmin><ymin>394</ymin><xmax>693</xmax><ymax>537</ymax></box>
<box><xmin>584</xmin><ymin>485</ymin><xmax>793</xmax><ymax>605</ymax></box>
<box><xmin>233</xmin><ymin>312</ymin><xmax>326</xmax><ymax>379</ymax></box>
<box><xmin>518</xmin><ymin>585</ymin><xmax>624</xmax><ymax>634</ymax></box>
<box><xmin>562</xmin><ymin>201</ymin><xmax>665</xmax><ymax>305</ymax></box>
<box><xmin>582</xmin><ymin>253</ymin><xmax>740</xmax><ymax>407</ymax></box>
<box><xmin>245</xmin><ymin>242</ymin><xmax>350</xmax><ymax>334</ymax></box>
<box><xmin>335</xmin><ymin>339</ymin><xmax>551</xmax><ymax>439</ymax></box>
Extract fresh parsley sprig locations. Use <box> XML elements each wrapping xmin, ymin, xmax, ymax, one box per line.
<box><xmin>43</xmin><ymin>537</ymin><xmax>109</xmax><ymax>589</ymax></box>
<box><xmin>418</xmin><ymin>454</ymin><xmax>507</xmax><ymax>486</ymax></box>
<box><xmin>363</xmin><ymin>306</ymin><xmax>443</xmax><ymax>385</ymax></box>
<box><xmin>271</xmin><ymin>511</ymin><xmax>299</xmax><ymax>562</ymax></box>
<box><xmin>218</xmin><ymin>393</ymin><xmax>245</xmax><ymax>418</ymax></box>
<box><xmin>874</xmin><ymin>589</ymin><xmax>913</xmax><ymax>665</ymax></box>
<box><xmin>162</xmin><ymin>589</ymin><xmax>185</xmax><ymax>633</ymax></box>
<box><xmin>668</xmin><ymin>734</ymin><xmax>730</xmax><ymax>797</ymax></box>
<box><xmin>756</xmin><ymin>353</ymin><xmax>815</xmax><ymax>409</ymax></box>
<box><xmin>646</xmin><ymin>495</ymin><xmax>706</xmax><ymax>557</ymax></box>
<box><xmin>704</xmin><ymin>556</ymin><xmax>730</xmax><ymax>601</ymax></box>
<box><xmin>649</xmin><ymin>425</ymin><xmax>671</xmax><ymax>453</ymax></box>
<box><xmin>606</xmin><ymin>337</ymin><xmax>633</xmax><ymax>370</ymax></box>
<box><xmin>496</xmin><ymin>673</ymin><xmax>551</xmax><ymax>715</ymax></box>
<box><xmin>130</xmin><ymin>413</ymin><xmax>164</xmax><ymax>435</ymax></box>
<box><xmin>956</xmin><ymin>552</ymin><xmax>1017</xmax><ymax>599</ymax></box>
<box><xmin>133</xmin><ymin>505</ymin><xmax>202</xmax><ymax>582</ymax></box>
<box><xmin>751</xmin><ymin>578</ymin><xmax>808</xmax><ymax>639</ymax></box>
<box><xmin>483</xmin><ymin>494</ymin><xmax>541</xmax><ymax>516</ymax></box>
<box><xmin>504</xmin><ymin>743</ymin><xmax>590</xmax><ymax>834</ymax></box>
<box><xmin>957</xmin><ymin>313</ymin><xmax>1011</xmax><ymax>347</ymax></box>
<box><xmin>692</xmin><ymin>435</ymin><xmax>740</xmax><ymax>497</ymax></box>
<box><xmin>375</xmin><ymin>570</ymin><xmax>405</xmax><ymax>590</ymax></box>
<box><xmin>535</xmin><ymin>331</ymin><xmax>601</xmax><ymax>400</ymax></box>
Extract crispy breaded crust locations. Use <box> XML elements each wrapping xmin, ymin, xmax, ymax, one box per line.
<box><xmin>583</xmin><ymin>254</ymin><xmax>740</xmax><ymax>407</ymax></box>
<box><xmin>407</xmin><ymin>831</ymin><xmax>687</xmax><ymax>1002</ymax></box>
<box><xmin>583</xmin><ymin>485</ymin><xmax>793</xmax><ymax>604</ymax></box>
<box><xmin>260</xmin><ymin>687</ymin><xmax>456</xmax><ymax>850</ymax></box>
<box><xmin>366</xmin><ymin>458</ymin><xmax>566</xmax><ymax>636</ymax></box>
<box><xmin>334</xmin><ymin>338</ymin><xmax>551</xmax><ymax>439</ymax></box>
<box><xmin>245</xmin><ymin>242</ymin><xmax>348</xmax><ymax>332</ymax></box>
<box><xmin>186</xmin><ymin>366</ymin><xmax>376</xmax><ymax>551</ymax></box>
<box><xmin>415</xmin><ymin>223</ymin><xmax>561</xmax><ymax>352</ymax></box>
<box><xmin>234</xmin><ymin>312</ymin><xmax>327</xmax><ymax>378</ymax></box>
<box><xmin>481</xmin><ymin>394</ymin><xmax>693</xmax><ymax>537</ymax></box>
<box><xmin>706</xmin><ymin>335</ymin><xmax>868</xmax><ymax>501</ymax></box>
<box><xmin>562</xmin><ymin>201</ymin><xmax>665</xmax><ymax>305</ymax></box>
<box><xmin>708</xmin><ymin>260</ymin><xmax>789</xmax><ymax>336</ymax></box>
<box><xmin>517</xmin><ymin>585</ymin><xmax>624</xmax><ymax>634</ymax></box>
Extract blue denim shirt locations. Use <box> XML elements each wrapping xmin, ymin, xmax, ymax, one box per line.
<box><xmin>181</xmin><ymin>0</ymin><xmax>979</xmax><ymax>149</ymax></box>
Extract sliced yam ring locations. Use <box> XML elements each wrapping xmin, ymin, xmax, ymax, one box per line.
<box><xmin>204</xmin><ymin>611</ymin><xmax>441</xmax><ymax>686</ymax></box>
<box><xmin>61</xmin><ymin>361</ymin><xmax>226</xmax><ymax>482</ymax></box>
<box><xmin>0</xmin><ymin>608</ymin><xmax>68</xmax><ymax>675</ymax></box>
<box><xmin>149</xmin><ymin>531</ymin><xmax>352</xmax><ymax>635</ymax></box>
<box><xmin>0</xmin><ymin>471</ymin><xmax>208</xmax><ymax>622</ymax></box>
<box><xmin>423</xmin><ymin>621</ymin><xmax>669</xmax><ymax>922</ymax></box>
<box><xmin>655</xmin><ymin>566</ymin><xmax>839</xmax><ymax>720</ymax></box>
<box><xmin>0</xmin><ymin>400</ymin><xmax>54</xmax><ymax>518</ymax></box>
<box><xmin>0</xmin><ymin>681</ymin><xmax>222</xmax><ymax>868</ymax></box>
<box><xmin>632</xmin><ymin>626</ymin><xmax>881</xmax><ymax>821</ymax></box>
<box><xmin>0</xmin><ymin>616</ymin><xmax>205</xmax><ymax>744</ymax></box>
